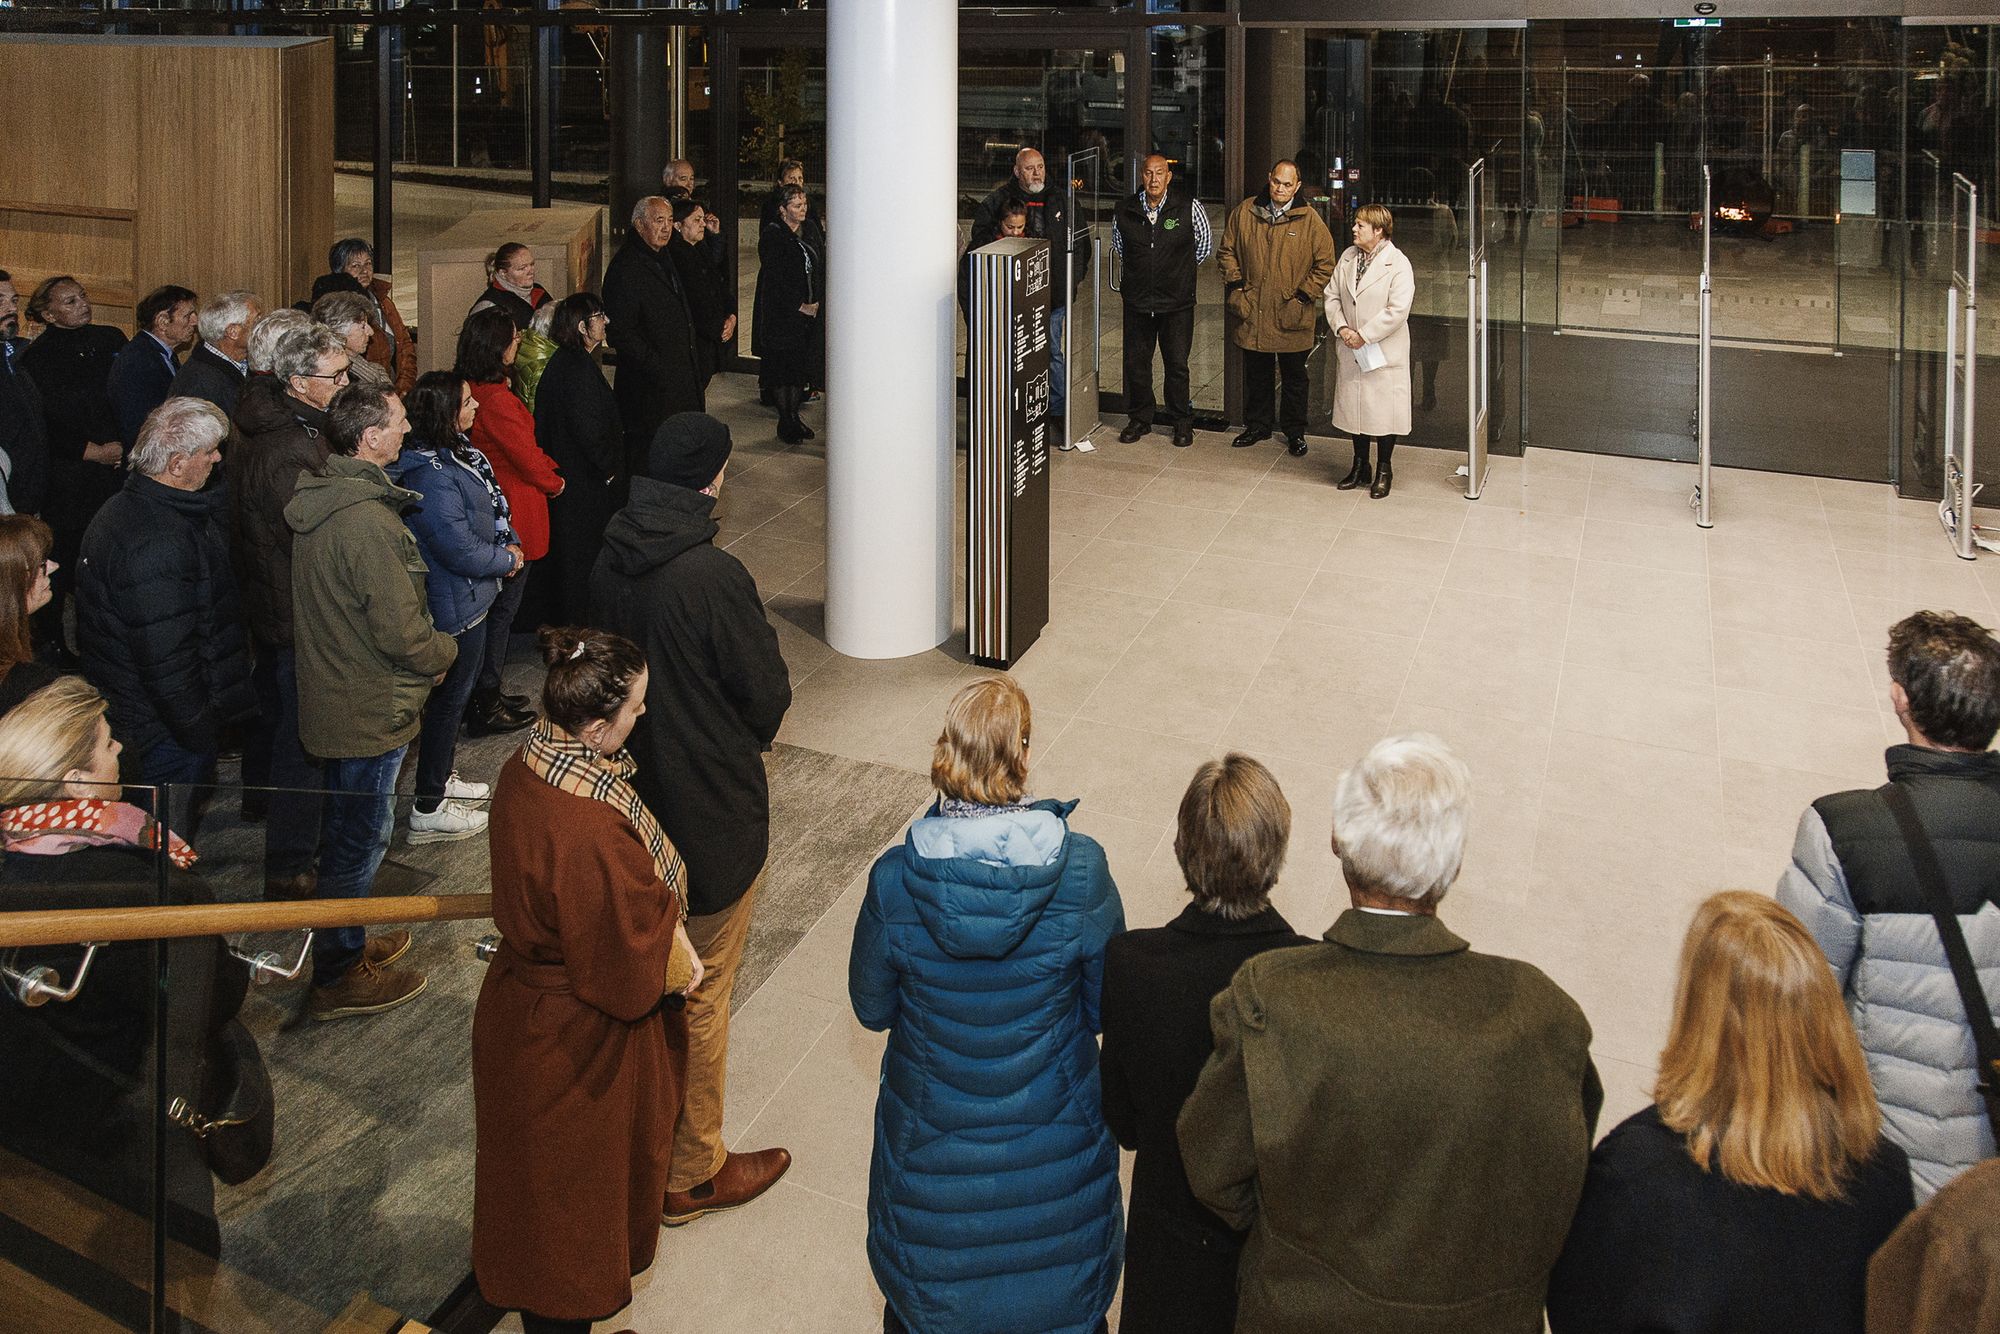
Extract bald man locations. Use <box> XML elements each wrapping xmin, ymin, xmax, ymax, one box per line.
<box><xmin>972</xmin><ymin>146</ymin><xmax>1085</xmax><ymax>420</ymax></box>
<box><xmin>1112</xmin><ymin>153</ymin><xmax>1213</xmax><ymax>448</ymax></box>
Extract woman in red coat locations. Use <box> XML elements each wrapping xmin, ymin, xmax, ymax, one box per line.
<box><xmin>473</xmin><ymin>626</ymin><xmax>702</xmax><ymax>1334</ymax></box>
<box><xmin>456</xmin><ymin>308</ymin><xmax>563</xmax><ymax>732</ymax></box>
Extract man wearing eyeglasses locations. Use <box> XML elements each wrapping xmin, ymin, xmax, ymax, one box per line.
<box><xmin>230</xmin><ymin>322</ymin><xmax>351</xmax><ymax>904</ymax></box>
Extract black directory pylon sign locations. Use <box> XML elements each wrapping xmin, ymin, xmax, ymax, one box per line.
<box><xmin>967</xmin><ymin>236</ymin><xmax>1053</xmax><ymax>668</ymax></box>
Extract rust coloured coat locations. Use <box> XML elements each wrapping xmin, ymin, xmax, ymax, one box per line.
<box><xmin>472</xmin><ymin>753</ymin><xmax>687</xmax><ymax>1322</ymax></box>
<box><xmin>364</xmin><ymin>277</ymin><xmax>418</xmax><ymax>397</ymax></box>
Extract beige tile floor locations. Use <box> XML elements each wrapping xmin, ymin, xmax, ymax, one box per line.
<box><xmin>486</xmin><ymin>375</ymin><xmax>1998</xmax><ymax>1332</ymax></box>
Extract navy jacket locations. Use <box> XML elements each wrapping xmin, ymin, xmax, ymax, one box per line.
<box><xmin>168</xmin><ymin>343</ymin><xmax>248</xmax><ymax>419</ymax></box>
<box><xmin>76</xmin><ymin>471</ymin><xmax>256</xmax><ymax>760</ymax></box>
<box><xmin>387</xmin><ymin>442</ymin><xmax>513</xmax><ymax>637</ymax></box>
<box><xmin>107</xmin><ymin>333</ymin><xmax>179</xmax><ymax>446</ymax></box>
<box><xmin>851</xmin><ymin>799</ymin><xmax>1126</xmax><ymax>1334</ymax></box>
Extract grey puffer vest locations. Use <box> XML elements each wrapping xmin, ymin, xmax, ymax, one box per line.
<box><xmin>1779</xmin><ymin>745</ymin><xmax>2000</xmax><ymax>1198</ymax></box>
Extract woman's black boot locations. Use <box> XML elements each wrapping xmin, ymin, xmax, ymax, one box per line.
<box><xmin>1370</xmin><ymin>437</ymin><xmax>1396</xmax><ymax>499</ymax></box>
<box><xmin>1336</xmin><ymin>440</ymin><xmax>1373</xmax><ymax>491</ymax></box>
<box><xmin>776</xmin><ymin>387</ymin><xmax>808</xmax><ymax>445</ymax></box>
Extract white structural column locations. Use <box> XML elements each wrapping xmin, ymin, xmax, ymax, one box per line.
<box><xmin>824</xmin><ymin>0</ymin><xmax>957</xmax><ymax>658</ymax></box>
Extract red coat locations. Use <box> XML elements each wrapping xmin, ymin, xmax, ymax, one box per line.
<box><xmin>467</xmin><ymin>380</ymin><xmax>563</xmax><ymax>559</ymax></box>
<box><xmin>472</xmin><ymin>754</ymin><xmax>687</xmax><ymax>1321</ymax></box>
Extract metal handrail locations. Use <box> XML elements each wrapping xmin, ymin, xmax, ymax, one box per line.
<box><xmin>0</xmin><ymin>894</ymin><xmax>493</xmax><ymax>951</ymax></box>
<box><xmin>3</xmin><ymin>943</ymin><xmax>101</xmax><ymax>1007</ymax></box>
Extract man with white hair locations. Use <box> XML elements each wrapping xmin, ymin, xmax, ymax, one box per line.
<box><xmin>1177</xmin><ymin>733</ymin><xmax>1601</xmax><ymax>1333</ymax></box>
<box><xmin>169</xmin><ymin>289</ymin><xmax>262</xmax><ymax>416</ymax></box>
<box><xmin>603</xmin><ymin>194</ymin><xmax>704</xmax><ymax>470</ymax></box>
<box><xmin>75</xmin><ymin>397</ymin><xmax>256</xmax><ymax>833</ymax></box>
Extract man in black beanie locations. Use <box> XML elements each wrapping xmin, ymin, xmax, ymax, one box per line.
<box><xmin>590</xmin><ymin>411</ymin><xmax>795</xmax><ymax>1223</ymax></box>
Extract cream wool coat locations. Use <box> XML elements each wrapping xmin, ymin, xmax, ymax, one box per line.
<box><xmin>1325</xmin><ymin>239</ymin><xmax>1416</xmax><ymax>438</ymax></box>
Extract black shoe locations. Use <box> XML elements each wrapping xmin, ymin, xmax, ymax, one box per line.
<box><xmin>466</xmin><ymin>688</ymin><xmax>535</xmax><ymax>737</ymax></box>
<box><xmin>1232</xmin><ymin>428</ymin><xmax>1271</xmax><ymax>449</ymax></box>
<box><xmin>1172</xmin><ymin>422</ymin><xmax>1195</xmax><ymax>449</ymax></box>
<box><xmin>1285</xmin><ymin>434</ymin><xmax>1308</xmax><ymax>457</ymax></box>
<box><xmin>500</xmin><ymin>692</ymin><xmax>532</xmax><ymax>714</ymax></box>
<box><xmin>1118</xmin><ymin>420</ymin><xmax>1148</xmax><ymax>444</ymax></box>
<box><xmin>1336</xmin><ymin>459</ymin><xmax>1373</xmax><ymax>490</ymax></box>
<box><xmin>1370</xmin><ymin>462</ymin><xmax>1394</xmax><ymax>499</ymax></box>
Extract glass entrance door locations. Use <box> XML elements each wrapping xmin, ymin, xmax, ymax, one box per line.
<box><xmin>1527</xmin><ymin>17</ymin><xmax>1902</xmax><ymax>480</ymax></box>
<box><xmin>1064</xmin><ymin>147</ymin><xmax>1108</xmax><ymax>448</ymax></box>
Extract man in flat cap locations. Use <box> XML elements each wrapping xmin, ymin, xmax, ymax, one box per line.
<box><xmin>591</xmin><ymin>411</ymin><xmax>795</xmax><ymax>1225</ymax></box>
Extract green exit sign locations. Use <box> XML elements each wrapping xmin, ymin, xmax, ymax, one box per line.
<box><xmin>1674</xmin><ymin>17</ymin><xmax>1723</xmax><ymax>26</ymax></box>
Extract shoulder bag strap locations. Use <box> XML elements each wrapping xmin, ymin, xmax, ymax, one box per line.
<box><xmin>1882</xmin><ymin>781</ymin><xmax>2000</xmax><ymax>1143</ymax></box>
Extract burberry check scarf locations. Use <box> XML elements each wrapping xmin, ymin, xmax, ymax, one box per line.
<box><xmin>521</xmin><ymin>719</ymin><xmax>688</xmax><ymax>920</ymax></box>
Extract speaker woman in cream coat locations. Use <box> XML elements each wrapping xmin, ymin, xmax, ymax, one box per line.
<box><xmin>1325</xmin><ymin>203</ymin><xmax>1415</xmax><ymax>499</ymax></box>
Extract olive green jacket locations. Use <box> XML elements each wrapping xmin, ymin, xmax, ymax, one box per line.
<box><xmin>285</xmin><ymin>453</ymin><xmax>457</xmax><ymax>759</ymax></box>
<box><xmin>1178</xmin><ymin>909</ymin><xmax>1602</xmax><ymax>1334</ymax></box>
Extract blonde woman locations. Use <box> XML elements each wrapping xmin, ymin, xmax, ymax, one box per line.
<box><xmin>1548</xmin><ymin>892</ymin><xmax>1915</xmax><ymax>1334</ymax></box>
<box><xmin>1325</xmin><ymin>202</ymin><xmax>1414</xmax><ymax>498</ymax></box>
<box><xmin>851</xmin><ymin>675</ymin><xmax>1126</xmax><ymax>1334</ymax></box>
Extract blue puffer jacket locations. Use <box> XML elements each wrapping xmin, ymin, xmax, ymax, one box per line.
<box><xmin>387</xmin><ymin>441</ymin><xmax>514</xmax><ymax>636</ymax></box>
<box><xmin>851</xmin><ymin>798</ymin><xmax>1126</xmax><ymax>1334</ymax></box>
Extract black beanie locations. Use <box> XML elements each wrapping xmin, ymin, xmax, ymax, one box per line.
<box><xmin>648</xmin><ymin>412</ymin><xmax>733</xmax><ymax>490</ymax></box>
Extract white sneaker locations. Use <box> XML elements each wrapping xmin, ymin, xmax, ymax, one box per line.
<box><xmin>444</xmin><ymin>771</ymin><xmax>490</xmax><ymax>801</ymax></box>
<box><xmin>407</xmin><ymin>800</ymin><xmax>489</xmax><ymax>845</ymax></box>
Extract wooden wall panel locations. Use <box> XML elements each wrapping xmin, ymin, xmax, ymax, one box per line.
<box><xmin>0</xmin><ymin>34</ymin><xmax>331</xmax><ymax>333</ymax></box>
<box><xmin>0</xmin><ymin>39</ymin><xmax>139</xmax><ymax>214</ymax></box>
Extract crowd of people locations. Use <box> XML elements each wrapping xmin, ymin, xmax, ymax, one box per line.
<box><xmin>0</xmin><ymin>154</ymin><xmax>1997</xmax><ymax>1334</ymax></box>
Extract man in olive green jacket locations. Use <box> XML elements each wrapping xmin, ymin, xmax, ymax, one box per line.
<box><xmin>286</xmin><ymin>381</ymin><xmax>456</xmax><ymax>1021</ymax></box>
<box><xmin>1178</xmin><ymin>733</ymin><xmax>1601</xmax><ymax>1334</ymax></box>
<box><xmin>1218</xmin><ymin>159</ymin><xmax>1336</xmax><ymax>456</ymax></box>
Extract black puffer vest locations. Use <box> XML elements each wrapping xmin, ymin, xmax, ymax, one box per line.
<box><xmin>1114</xmin><ymin>187</ymin><xmax>1199</xmax><ymax>314</ymax></box>
<box><xmin>1816</xmin><ymin>745</ymin><xmax>2000</xmax><ymax>916</ymax></box>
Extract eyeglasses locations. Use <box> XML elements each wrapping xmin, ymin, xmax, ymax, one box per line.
<box><xmin>301</xmin><ymin>368</ymin><xmax>352</xmax><ymax>385</ymax></box>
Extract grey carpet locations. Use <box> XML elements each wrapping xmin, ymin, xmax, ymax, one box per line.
<box><xmin>203</xmin><ymin>733</ymin><xmax>933</xmax><ymax>1325</ymax></box>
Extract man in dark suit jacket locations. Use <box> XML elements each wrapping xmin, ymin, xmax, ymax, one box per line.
<box><xmin>603</xmin><ymin>196</ymin><xmax>704</xmax><ymax>476</ymax></box>
<box><xmin>168</xmin><ymin>290</ymin><xmax>261</xmax><ymax>418</ymax></box>
<box><xmin>1179</xmin><ymin>733</ymin><xmax>1602</xmax><ymax>1334</ymax></box>
<box><xmin>108</xmin><ymin>284</ymin><xmax>197</xmax><ymax>445</ymax></box>
<box><xmin>0</xmin><ymin>269</ymin><xmax>51</xmax><ymax>515</ymax></box>
<box><xmin>1100</xmin><ymin>754</ymin><xmax>1312</xmax><ymax>1334</ymax></box>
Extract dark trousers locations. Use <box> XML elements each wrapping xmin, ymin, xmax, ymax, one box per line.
<box><xmin>478</xmin><ymin>564</ymin><xmax>531</xmax><ymax>694</ymax></box>
<box><xmin>1122</xmin><ymin>304</ymin><xmax>1195</xmax><ymax>427</ymax></box>
<box><xmin>1351</xmin><ymin>433</ymin><xmax>1399</xmax><ymax>467</ymax></box>
<box><xmin>250</xmin><ymin>645</ymin><xmax>323</xmax><ymax>881</ymax></box>
<box><xmin>312</xmin><ymin>745</ymin><xmax>407</xmax><ymax>985</ymax></box>
<box><xmin>135</xmin><ymin>735</ymin><xmax>216</xmax><ymax>844</ymax></box>
<box><xmin>520</xmin><ymin>1317</ymin><xmax>589</xmax><ymax>1334</ymax></box>
<box><xmin>1242</xmin><ymin>347</ymin><xmax>1310</xmax><ymax>436</ymax></box>
<box><xmin>413</xmin><ymin>615</ymin><xmax>490</xmax><ymax>811</ymax></box>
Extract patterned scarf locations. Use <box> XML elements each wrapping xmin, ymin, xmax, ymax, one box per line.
<box><xmin>1355</xmin><ymin>245</ymin><xmax>1375</xmax><ymax>283</ymax></box>
<box><xmin>0</xmin><ymin>798</ymin><xmax>198</xmax><ymax>869</ymax></box>
<box><xmin>520</xmin><ymin>719</ymin><xmax>686</xmax><ymax>918</ymax></box>
<box><xmin>453</xmin><ymin>436</ymin><xmax>518</xmax><ymax>545</ymax></box>
<box><xmin>939</xmin><ymin>796</ymin><xmax>1034</xmax><ymax>819</ymax></box>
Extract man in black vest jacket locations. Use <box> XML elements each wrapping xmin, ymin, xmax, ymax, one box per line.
<box><xmin>1112</xmin><ymin>153</ymin><xmax>1213</xmax><ymax>448</ymax></box>
<box><xmin>603</xmin><ymin>196</ymin><xmax>705</xmax><ymax>477</ymax></box>
<box><xmin>1778</xmin><ymin>610</ymin><xmax>2000</xmax><ymax>1200</ymax></box>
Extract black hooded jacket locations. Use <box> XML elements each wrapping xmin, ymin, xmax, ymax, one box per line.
<box><xmin>589</xmin><ymin>476</ymin><xmax>792</xmax><ymax>916</ymax></box>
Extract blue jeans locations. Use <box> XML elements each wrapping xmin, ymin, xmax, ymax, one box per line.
<box><xmin>312</xmin><ymin>745</ymin><xmax>407</xmax><ymax>985</ymax></box>
<box><xmin>415</xmin><ymin>617</ymin><xmax>490</xmax><ymax>810</ymax></box>
<box><xmin>478</xmin><ymin>564</ymin><xmax>531</xmax><ymax>695</ymax></box>
<box><xmin>137</xmin><ymin>734</ymin><xmax>216</xmax><ymax>844</ymax></box>
<box><xmin>1049</xmin><ymin>303</ymin><xmax>1069</xmax><ymax>421</ymax></box>
<box><xmin>252</xmin><ymin>645</ymin><xmax>324</xmax><ymax>881</ymax></box>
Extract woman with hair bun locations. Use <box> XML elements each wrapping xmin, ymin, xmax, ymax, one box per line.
<box><xmin>851</xmin><ymin>673</ymin><xmax>1127</xmax><ymax>1334</ymax></box>
<box><xmin>468</xmin><ymin>242</ymin><xmax>552</xmax><ymax>331</ymax></box>
<box><xmin>472</xmin><ymin>625</ymin><xmax>700</xmax><ymax>1334</ymax></box>
<box><xmin>1547</xmin><ymin>891</ymin><xmax>1915</xmax><ymax>1334</ymax></box>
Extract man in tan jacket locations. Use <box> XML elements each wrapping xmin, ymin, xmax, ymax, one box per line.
<box><xmin>1218</xmin><ymin>160</ymin><xmax>1336</xmax><ymax>456</ymax></box>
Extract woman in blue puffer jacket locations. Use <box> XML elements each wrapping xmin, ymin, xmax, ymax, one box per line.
<box><xmin>387</xmin><ymin>370</ymin><xmax>525</xmax><ymax>841</ymax></box>
<box><xmin>851</xmin><ymin>674</ymin><xmax>1126</xmax><ymax>1334</ymax></box>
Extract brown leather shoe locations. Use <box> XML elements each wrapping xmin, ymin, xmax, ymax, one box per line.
<box><xmin>662</xmin><ymin>1147</ymin><xmax>792</xmax><ymax>1226</ymax></box>
<box><xmin>264</xmin><ymin>871</ymin><xmax>316</xmax><ymax>901</ymax></box>
<box><xmin>307</xmin><ymin>960</ymin><xmax>427</xmax><ymax>1021</ymax></box>
<box><xmin>364</xmin><ymin>930</ymin><xmax>411</xmax><ymax>968</ymax></box>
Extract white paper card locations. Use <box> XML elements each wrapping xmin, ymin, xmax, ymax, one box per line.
<box><xmin>1354</xmin><ymin>340</ymin><xmax>1388</xmax><ymax>373</ymax></box>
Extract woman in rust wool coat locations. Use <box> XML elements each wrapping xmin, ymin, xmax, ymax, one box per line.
<box><xmin>473</xmin><ymin>626</ymin><xmax>702</xmax><ymax>1334</ymax></box>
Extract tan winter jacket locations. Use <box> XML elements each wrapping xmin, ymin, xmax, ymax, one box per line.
<box><xmin>1217</xmin><ymin>195</ymin><xmax>1336</xmax><ymax>355</ymax></box>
